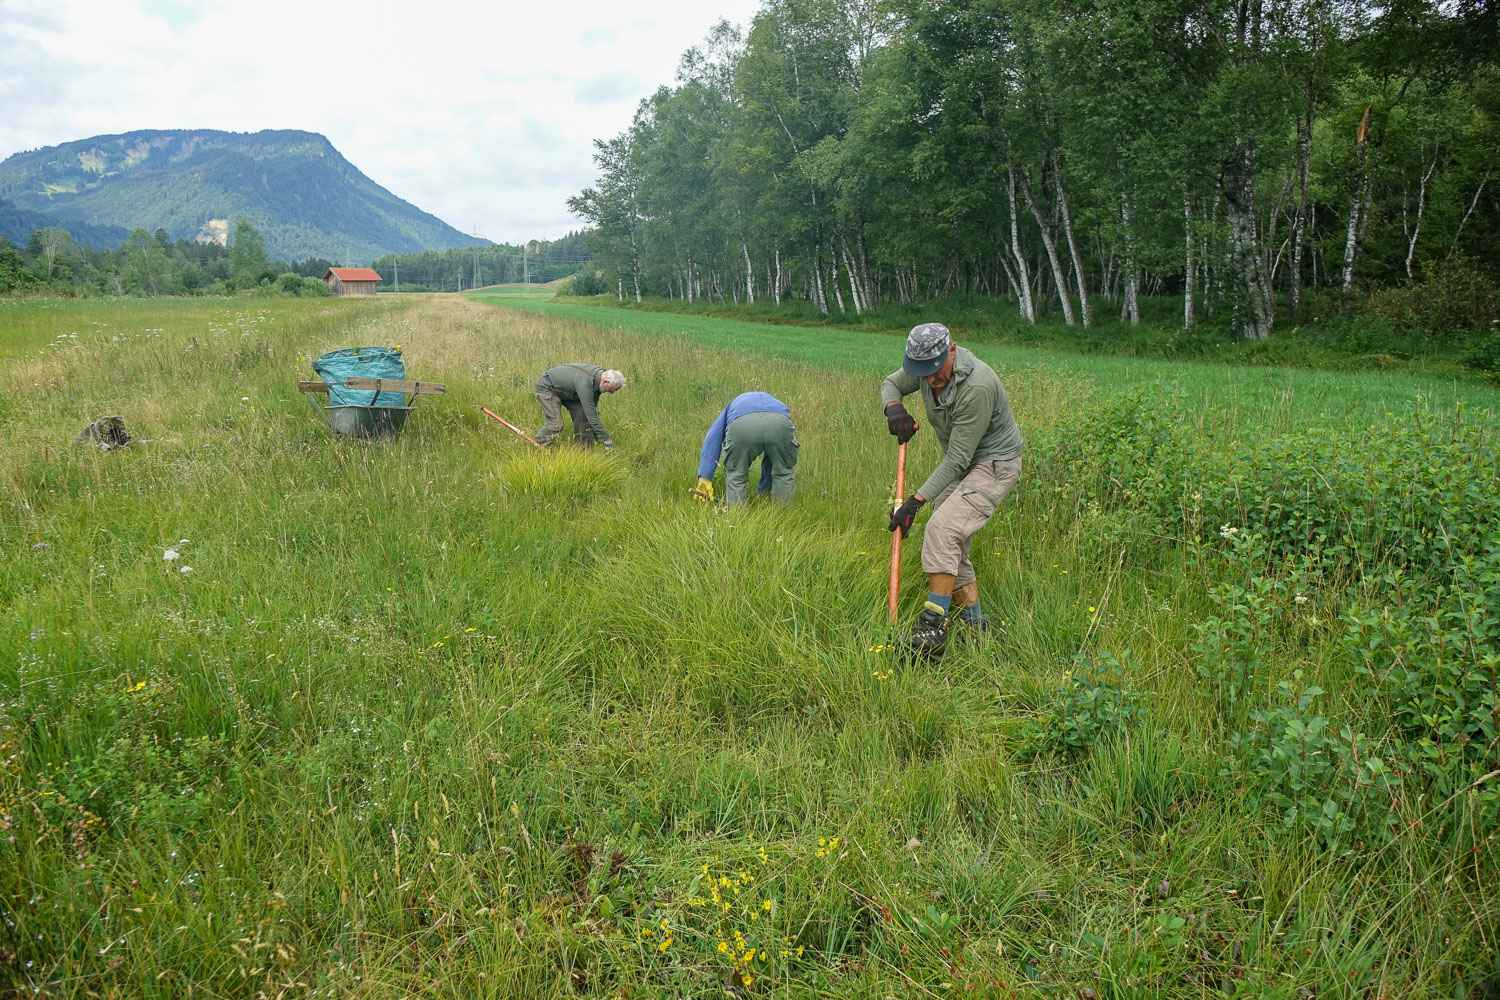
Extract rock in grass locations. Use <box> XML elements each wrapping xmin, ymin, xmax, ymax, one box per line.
<box><xmin>76</xmin><ymin>415</ymin><xmax>130</xmax><ymax>452</ymax></box>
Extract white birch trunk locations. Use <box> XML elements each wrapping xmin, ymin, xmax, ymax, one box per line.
<box><xmin>774</xmin><ymin>246</ymin><xmax>782</xmax><ymax>305</ymax></box>
<box><xmin>1183</xmin><ymin>189</ymin><xmax>1195</xmax><ymax>330</ymax></box>
<box><xmin>1223</xmin><ymin>144</ymin><xmax>1274</xmax><ymax>340</ymax></box>
<box><xmin>829</xmin><ymin>249</ymin><xmax>847</xmax><ymax>314</ymax></box>
<box><xmin>1341</xmin><ymin>107</ymin><xmax>1372</xmax><ymax>298</ymax></box>
<box><xmin>1019</xmin><ymin>167</ymin><xmax>1076</xmax><ymax>326</ymax></box>
<box><xmin>1120</xmin><ymin>194</ymin><xmax>1140</xmax><ymax>325</ymax></box>
<box><xmin>1451</xmin><ymin>168</ymin><xmax>1490</xmax><ymax>255</ymax></box>
<box><xmin>1290</xmin><ymin>95</ymin><xmax>1312</xmax><ymax>319</ymax></box>
<box><xmin>742</xmin><ymin>242</ymin><xmax>755</xmax><ymax>304</ymax></box>
<box><xmin>812</xmin><ymin>248</ymin><xmax>828</xmax><ymax>315</ymax></box>
<box><xmin>1404</xmin><ymin>148</ymin><xmax>1438</xmax><ymax>279</ymax></box>
<box><xmin>840</xmin><ymin>240</ymin><xmax>864</xmax><ymax>315</ymax></box>
<box><xmin>1053</xmin><ymin>152</ymin><xmax>1091</xmax><ymax>327</ymax></box>
<box><xmin>1004</xmin><ymin>165</ymin><xmax>1035</xmax><ymax>323</ymax></box>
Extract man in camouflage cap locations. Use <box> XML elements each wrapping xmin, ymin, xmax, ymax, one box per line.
<box><xmin>882</xmin><ymin>323</ymin><xmax>1022</xmax><ymax>657</ymax></box>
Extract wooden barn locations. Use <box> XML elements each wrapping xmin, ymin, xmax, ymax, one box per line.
<box><xmin>324</xmin><ymin>267</ymin><xmax>382</xmax><ymax>297</ymax></box>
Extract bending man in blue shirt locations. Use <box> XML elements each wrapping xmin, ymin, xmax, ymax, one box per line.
<box><xmin>692</xmin><ymin>392</ymin><xmax>799</xmax><ymax>505</ymax></box>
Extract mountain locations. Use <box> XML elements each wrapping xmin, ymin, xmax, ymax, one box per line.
<box><xmin>0</xmin><ymin>129</ymin><xmax>486</xmax><ymax>260</ymax></box>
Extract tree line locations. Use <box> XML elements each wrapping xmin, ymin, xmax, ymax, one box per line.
<box><xmin>370</xmin><ymin>232</ymin><xmax>593</xmax><ymax>292</ymax></box>
<box><xmin>0</xmin><ymin>220</ymin><xmax>329</xmax><ymax>297</ymax></box>
<box><xmin>569</xmin><ymin>0</ymin><xmax>1499</xmax><ymax>340</ymax></box>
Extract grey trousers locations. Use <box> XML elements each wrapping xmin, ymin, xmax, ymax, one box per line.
<box><xmin>723</xmin><ymin>410</ymin><xmax>798</xmax><ymax>505</ymax></box>
<box><xmin>534</xmin><ymin>390</ymin><xmax>595</xmax><ymax>446</ymax></box>
<box><xmin>921</xmin><ymin>456</ymin><xmax>1021</xmax><ymax>586</ymax></box>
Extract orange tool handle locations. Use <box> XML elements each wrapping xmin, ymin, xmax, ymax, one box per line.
<box><xmin>481</xmin><ymin>406</ymin><xmax>543</xmax><ymax>448</ymax></box>
<box><xmin>887</xmin><ymin>442</ymin><xmax>906</xmax><ymax>623</ymax></box>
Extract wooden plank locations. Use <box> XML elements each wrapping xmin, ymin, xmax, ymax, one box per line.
<box><xmin>344</xmin><ymin>377</ymin><xmax>446</xmax><ymax>395</ymax></box>
<box><xmin>297</xmin><ymin>381</ymin><xmax>331</xmax><ymax>393</ymax></box>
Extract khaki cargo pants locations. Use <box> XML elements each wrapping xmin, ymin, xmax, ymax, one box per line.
<box><xmin>535</xmin><ymin>390</ymin><xmax>596</xmax><ymax>446</ymax></box>
<box><xmin>921</xmin><ymin>456</ymin><xmax>1022</xmax><ymax>587</ymax></box>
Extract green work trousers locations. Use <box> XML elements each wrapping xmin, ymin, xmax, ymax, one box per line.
<box><xmin>723</xmin><ymin>410</ymin><xmax>798</xmax><ymax>505</ymax></box>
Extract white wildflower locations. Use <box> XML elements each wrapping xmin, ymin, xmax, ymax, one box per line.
<box><xmin>163</xmin><ymin>548</ymin><xmax>180</xmax><ymax>562</ymax></box>
<box><xmin>1218</xmin><ymin>524</ymin><xmax>1238</xmax><ymax>539</ymax></box>
<box><xmin>179</xmin><ymin>566</ymin><xmax>193</xmax><ymax>575</ymax></box>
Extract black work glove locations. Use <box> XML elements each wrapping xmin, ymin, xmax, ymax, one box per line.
<box><xmin>884</xmin><ymin>402</ymin><xmax>919</xmax><ymax>444</ymax></box>
<box><xmin>889</xmin><ymin>495</ymin><xmax>925</xmax><ymax>537</ymax></box>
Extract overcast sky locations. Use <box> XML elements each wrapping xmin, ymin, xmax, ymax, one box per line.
<box><xmin>0</xmin><ymin>0</ymin><xmax>761</xmax><ymax>243</ymax></box>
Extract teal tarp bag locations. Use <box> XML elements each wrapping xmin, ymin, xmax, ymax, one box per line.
<box><xmin>312</xmin><ymin>347</ymin><xmax>407</xmax><ymax>408</ymax></box>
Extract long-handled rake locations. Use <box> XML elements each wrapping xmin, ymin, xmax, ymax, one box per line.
<box><xmin>481</xmin><ymin>406</ymin><xmax>543</xmax><ymax>448</ymax></box>
<box><xmin>887</xmin><ymin>442</ymin><xmax>907</xmax><ymax>623</ymax></box>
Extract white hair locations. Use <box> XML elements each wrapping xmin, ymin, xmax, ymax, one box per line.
<box><xmin>600</xmin><ymin>369</ymin><xmax>626</xmax><ymax>391</ymax></box>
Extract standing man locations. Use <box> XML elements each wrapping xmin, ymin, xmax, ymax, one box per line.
<box><xmin>692</xmin><ymin>391</ymin><xmax>798</xmax><ymax>505</ymax></box>
<box><xmin>535</xmin><ymin>363</ymin><xmax>625</xmax><ymax>448</ymax></box>
<box><xmin>883</xmin><ymin>323</ymin><xmax>1022</xmax><ymax>656</ymax></box>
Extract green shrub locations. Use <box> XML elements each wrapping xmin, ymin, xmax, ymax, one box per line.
<box><xmin>1232</xmin><ymin>675</ymin><xmax>1402</xmax><ymax>846</ymax></box>
<box><xmin>274</xmin><ymin>272</ymin><xmax>327</xmax><ymax>297</ymax></box>
<box><xmin>570</xmin><ymin>267</ymin><xmax>609</xmax><ymax>296</ymax></box>
<box><xmin>1051</xmin><ymin>392</ymin><xmax>1500</xmax><ymax>585</ymax></box>
<box><xmin>1363</xmin><ymin>255</ymin><xmax>1500</xmax><ymax>338</ymax></box>
<box><xmin>1037</xmin><ymin>652</ymin><xmax>1143</xmax><ymax>757</ymax></box>
<box><xmin>1341</xmin><ymin>545</ymin><xmax>1499</xmax><ymax>806</ymax></box>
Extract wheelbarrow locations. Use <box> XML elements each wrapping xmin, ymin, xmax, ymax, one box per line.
<box><xmin>297</xmin><ymin>347</ymin><xmax>445</xmax><ymax>439</ymax></box>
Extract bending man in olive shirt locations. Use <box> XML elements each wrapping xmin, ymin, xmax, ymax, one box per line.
<box><xmin>535</xmin><ymin>363</ymin><xmax>624</xmax><ymax>448</ymax></box>
<box><xmin>882</xmin><ymin>323</ymin><xmax>1022</xmax><ymax>657</ymax></box>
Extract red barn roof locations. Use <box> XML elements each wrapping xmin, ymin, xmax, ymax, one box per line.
<box><xmin>325</xmin><ymin>267</ymin><xmax>382</xmax><ymax>282</ymax></box>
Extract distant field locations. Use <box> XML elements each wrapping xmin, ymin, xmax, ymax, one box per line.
<box><xmin>477</xmin><ymin>291</ymin><xmax>1500</xmax><ymax>442</ymax></box>
<box><xmin>2</xmin><ymin>292</ymin><xmax>1495</xmax><ymax>997</ymax></box>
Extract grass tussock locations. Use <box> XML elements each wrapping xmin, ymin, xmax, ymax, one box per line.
<box><xmin>498</xmin><ymin>446</ymin><xmax>626</xmax><ymax>502</ymax></box>
<box><xmin>0</xmin><ymin>291</ymin><xmax>1495</xmax><ymax>998</ymax></box>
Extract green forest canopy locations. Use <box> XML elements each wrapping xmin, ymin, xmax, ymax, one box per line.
<box><xmin>569</xmin><ymin>0</ymin><xmax>1499</xmax><ymax>340</ymax></box>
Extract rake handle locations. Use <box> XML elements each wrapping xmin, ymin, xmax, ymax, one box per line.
<box><xmin>481</xmin><ymin>406</ymin><xmax>544</xmax><ymax>449</ymax></box>
<box><xmin>887</xmin><ymin>442</ymin><xmax>906</xmax><ymax>623</ymax></box>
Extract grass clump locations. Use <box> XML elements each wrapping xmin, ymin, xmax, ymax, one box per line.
<box><xmin>497</xmin><ymin>446</ymin><xmax>625</xmax><ymax>503</ymax></box>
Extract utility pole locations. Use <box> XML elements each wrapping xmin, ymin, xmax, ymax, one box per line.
<box><xmin>393</xmin><ymin>258</ymin><xmax>399</xmax><ymax>293</ymax></box>
<box><xmin>523</xmin><ymin>242</ymin><xmax>529</xmax><ymax>286</ymax></box>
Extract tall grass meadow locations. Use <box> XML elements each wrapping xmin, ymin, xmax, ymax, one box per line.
<box><xmin>1</xmin><ymin>290</ymin><xmax>1495</xmax><ymax>996</ymax></box>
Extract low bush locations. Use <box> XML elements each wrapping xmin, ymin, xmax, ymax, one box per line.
<box><xmin>1050</xmin><ymin>391</ymin><xmax>1500</xmax><ymax>584</ymax></box>
<box><xmin>1232</xmin><ymin>675</ymin><xmax>1402</xmax><ymax>846</ymax></box>
<box><xmin>1032</xmin><ymin>652</ymin><xmax>1144</xmax><ymax>757</ymax></box>
<box><xmin>1363</xmin><ymin>255</ymin><xmax>1500</xmax><ymax>339</ymax></box>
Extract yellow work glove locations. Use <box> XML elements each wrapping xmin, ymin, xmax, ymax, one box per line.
<box><xmin>691</xmin><ymin>477</ymin><xmax>715</xmax><ymax>503</ymax></box>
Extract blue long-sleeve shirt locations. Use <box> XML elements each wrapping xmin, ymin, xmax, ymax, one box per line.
<box><xmin>697</xmin><ymin>392</ymin><xmax>791</xmax><ymax>479</ymax></box>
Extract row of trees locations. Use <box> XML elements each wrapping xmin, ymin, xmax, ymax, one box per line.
<box><xmin>570</xmin><ymin>0</ymin><xmax>1498</xmax><ymax>339</ymax></box>
<box><xmin>0</xmin><ymin>220</ymin><xmax>327</xmax><ymax>297</ymax></box>
<box><xmin>370</xmin><ymin>232</ymin><xmax>593</xmax><ymax>292</ymax></box>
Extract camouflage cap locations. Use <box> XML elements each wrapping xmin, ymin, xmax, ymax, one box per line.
<box><xmin>903</xmin><ymin>322</ymin><xmax>951</xmax><ymax>377</ymax></box>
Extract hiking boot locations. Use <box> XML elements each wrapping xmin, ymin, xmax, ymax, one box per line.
<box><xmin>905</xmin><ymin>608</ymin><xmax>949</xmax><ymax>659</ymax></box>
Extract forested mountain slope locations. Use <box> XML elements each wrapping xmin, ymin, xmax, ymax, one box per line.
<box><xmin>0</xmin><ymin>129</ymin><xmax>484</xmax><ymax>260</ymax></box>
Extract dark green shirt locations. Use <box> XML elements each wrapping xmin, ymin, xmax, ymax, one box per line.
<box><xmin>880</xmin><ymin>347</ymin><xmax>1022</xmax><ymax>500</ymax></box>
<box><xmin>538</xmin><ymin>363</ymin><xmax>612</xmax><ymax>444</ymax></box>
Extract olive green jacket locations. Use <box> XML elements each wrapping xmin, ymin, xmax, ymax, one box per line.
<box><xmin>880</xmin><ymin>347</ymin><xmax>1022</xmax><ymax>501</ymax></box>
<box><xmin>538</xmin><ymin>363</ymin><xmax>612</xmax><ymax>444</ymax></box>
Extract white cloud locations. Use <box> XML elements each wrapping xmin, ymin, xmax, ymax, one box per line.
<box><xmin>0</xmin><ymin>0</ymin><xmax>761</xmax><ymax>241</ymax></box>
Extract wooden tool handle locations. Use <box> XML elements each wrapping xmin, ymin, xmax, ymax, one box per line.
<box><xmin>887</xmin><ymin>442</ymin><xmax>906</xmax><ymax>623</ymax></box>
